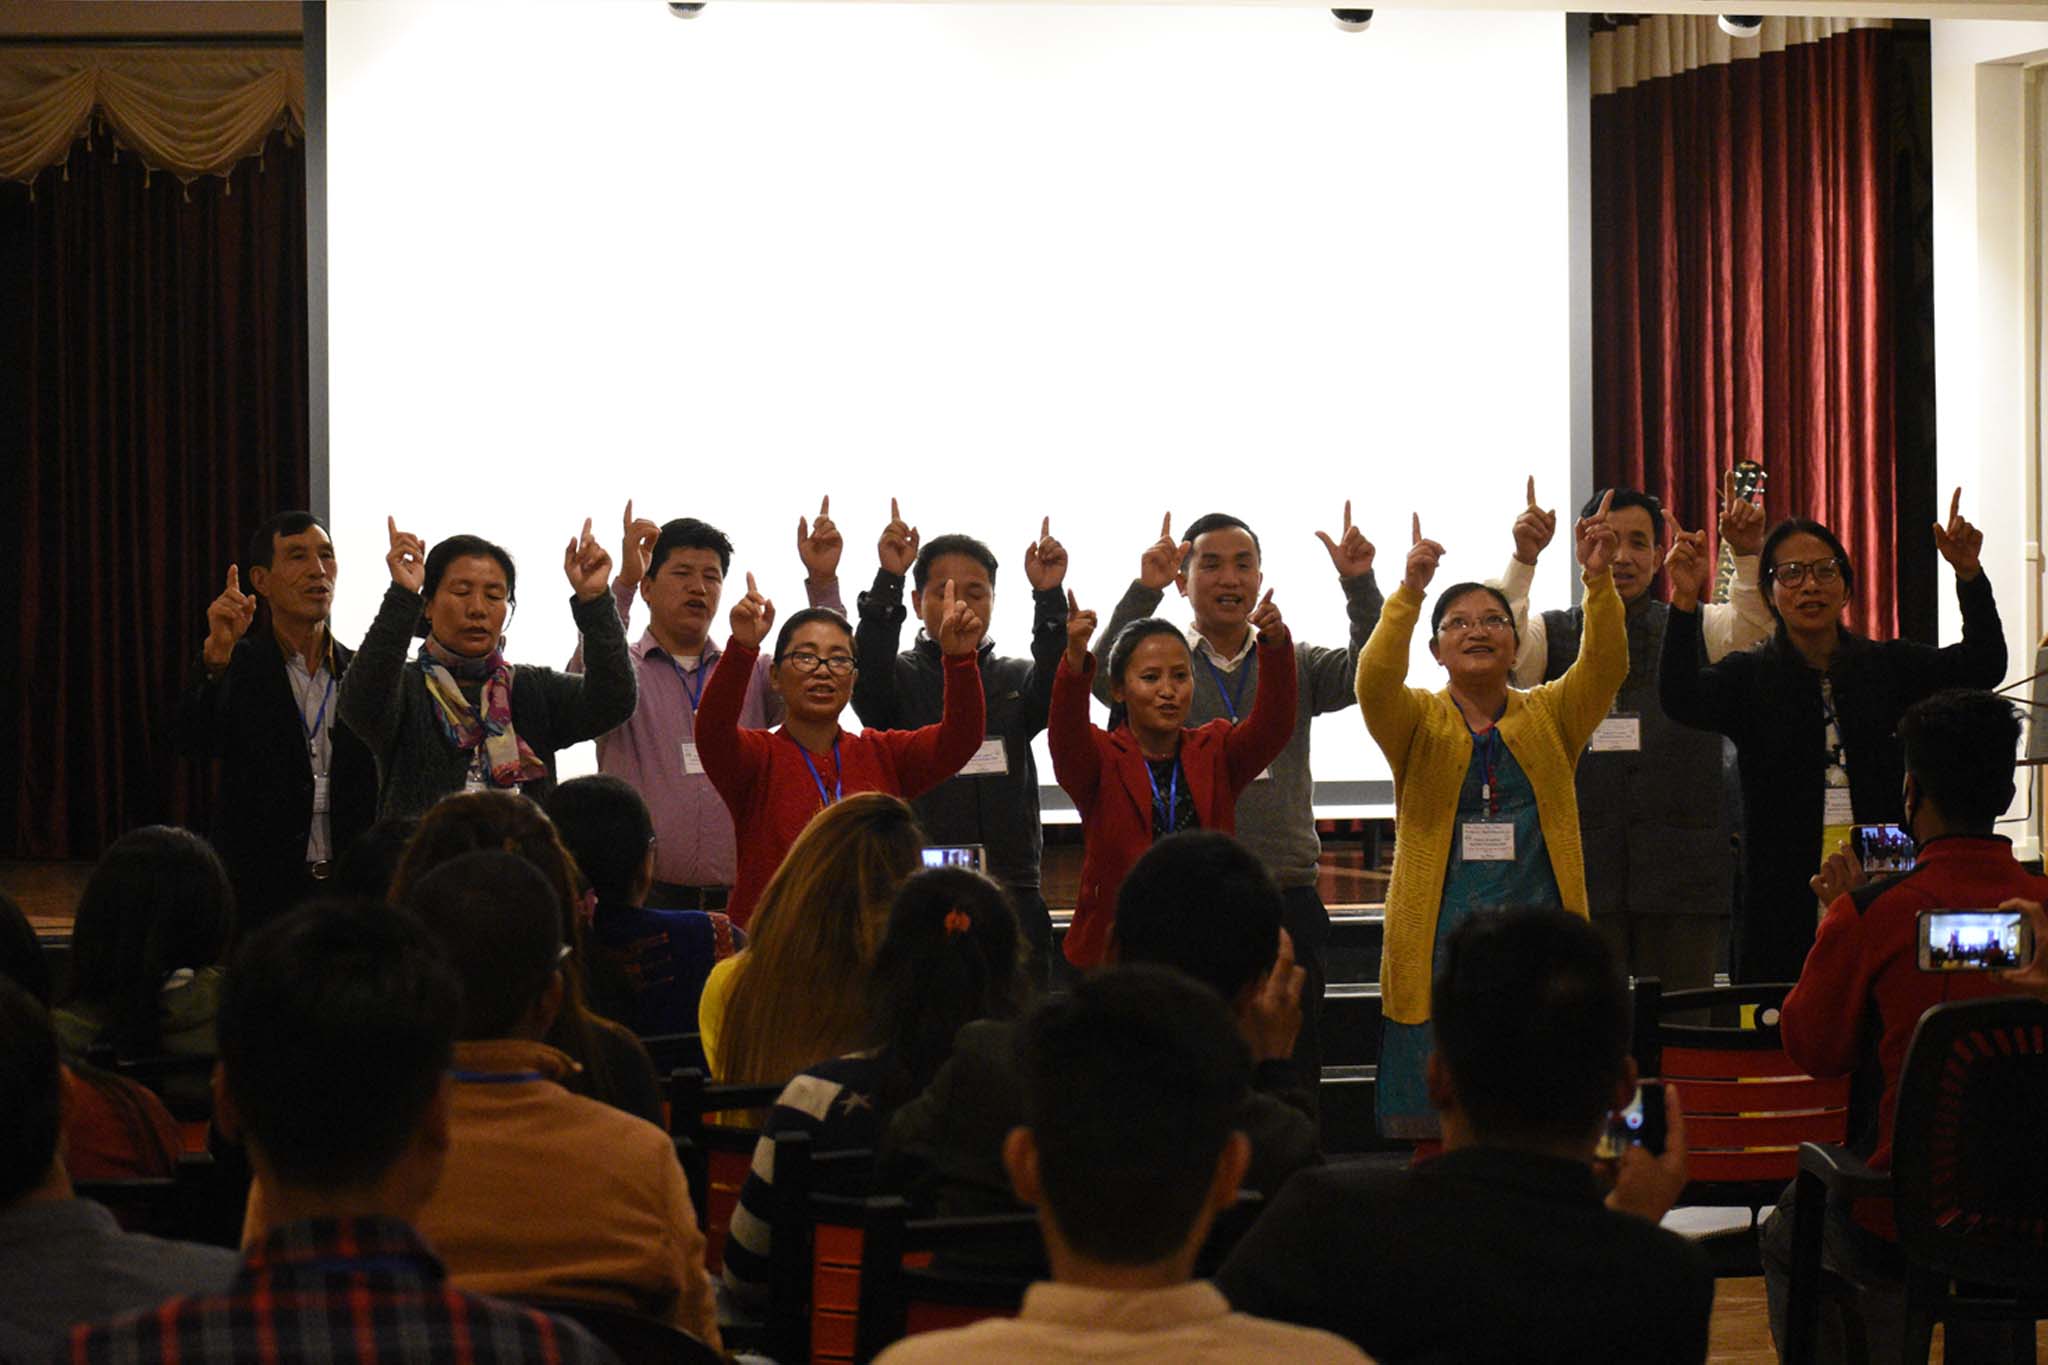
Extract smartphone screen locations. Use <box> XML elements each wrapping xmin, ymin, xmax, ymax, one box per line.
<box><xmin>1850</xmin><ymin>823</ymin><xmax>1915</xmax><ymax>876</ymax></box>
<box><xmin>1596</xmin><ymin>1081</ymin><xmax>1667</xmax><ymax>1159</ymax></box>
<box><xmin>1918</xmin><ymin>909</ymin><xmax>2031</xmax><ymax>972</ymax></box>
<box><xmin>921</xmin><ymin>844</ymin><xmax>986</xmax><ymax>873</ymax></box>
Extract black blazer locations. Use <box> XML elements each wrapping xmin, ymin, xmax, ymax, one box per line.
<box><xmin>175</xmin><ymin>629</ymin><xmax>378</xmax><ymax>926</ymax></box>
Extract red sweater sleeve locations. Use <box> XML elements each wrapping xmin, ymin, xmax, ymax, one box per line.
<box><xmin>1779</xmin><ymin>894</ymin><xmax>1870</xmax><ymax>1080</ymax></box>
<box><xmin>695</xmin><ymin>637</ymin><xmax>772</xmax><ymax>810</ymax></box>
<box><xmin>1049</xmin><ymin>653</ymin><xmax>1107</xmax><ymax>813</ymax></box>
<box><xmin>1223</xmin><ymin>636</ymin><xmax>1298</xmax><ymax>792</ymax></box>
<box><xmin>872</xmin><ymin>651</ymin><xmax>987</xmax><ymax>798</ymax></box>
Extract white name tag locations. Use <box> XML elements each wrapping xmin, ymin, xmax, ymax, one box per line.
<box><xmin>1589</xmin><ymin>715</ymin><xmax>1642</xmax><ymax>753</ymax></box>
<box><xmin>464</xmin><ymin>774</ymin><xmax>488</xmax><ymax>794</ymax></box>
<box><xmin>681</xmin><ymin>741</ymin><xmax>706</xmax><ymax>775</ymax></box>
<box><xmin>1254</xmin><ymin>767</ymin><xmax>1274</xmax><ymax>782</ymax></box>
<box><xmin>959</xmin><ymin>739</ymin><xmax>1009</xmax><ymax>776</ymax></box>
<box><xmin>1461</xmin><ymin>822</ymin><xmax>1516</xmax><ymax>862</ymax></box>
<box><xmin>311</xmin><ymin>774</ymin><xmax>331</xmax><ymax>814</ymax></box>
<box><xmin>1823</xmin><ymin>786</ymin><xmax>1854</xmax><ymax>824</ymax></box>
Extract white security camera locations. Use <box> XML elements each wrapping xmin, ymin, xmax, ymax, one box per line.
<box><xmin>669</xmin><ymin>2</ymin><xmax>706</xmax><ymax>17</ymax></box>
<box><xmin>1331</xmin><ymin>9</ymin><xmax>1374</xmax><ymax>30</ymax></box>
<box><xmin>1717</xmin><ymin>15</ymin><xmax>1763</xmax><ymax>38</ymax></box>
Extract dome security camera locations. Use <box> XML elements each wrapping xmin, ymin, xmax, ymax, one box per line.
<box><xmin>669</xmin><ymin>2</ymin><xmax>707</xmax><ymax>17</ymax></box>
<box><xmin>1331</xmin><ymin>9</ymin><xmax>1374</xmax><ymax>30</ymax></box>
<box><xmin>1717</xmin><ymin>15</ymin><xmax>1764</xmax><ymax>38</ymax></box>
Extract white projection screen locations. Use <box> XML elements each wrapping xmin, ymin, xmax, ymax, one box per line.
<box><xmin>323</xmin><ymin>2</ymin><xmax>1574</xmax><ymax>798</ymax></box>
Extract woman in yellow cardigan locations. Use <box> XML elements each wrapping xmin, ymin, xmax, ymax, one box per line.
<box><xmin>1357</xmin><ymin>503</ymin><xmax>1629</xmax><ymax>1140</ymax></box>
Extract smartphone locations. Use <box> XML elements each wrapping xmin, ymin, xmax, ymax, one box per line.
<box><xmin>921</xmin><ymin>844</ymin><xmax>987</xmax><ymax>873</ymax></box>
<box><xmin>1918</xmin><ymin>909</ymin><xmax>2032</xmax><ymax>972</ymax></box>
<box><xmin>1850</xmin><ymin>823</ymin><xmax>1916</xmax><ymax>876</ymax></box>
<box><xmin>1596</xmin><ymin>1081</ymin><xmax>1667</xmax><ymax>1159</ymax></box>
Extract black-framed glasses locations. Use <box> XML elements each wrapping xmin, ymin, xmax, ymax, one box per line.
<box><xmin>780</xmin><ymin>650</ymin><xmax>855</xmax><ymax>676</ymax></box>
<box><xmin>1770</xmin><ymin>558</ymin><xmax>1843</xmax><ymax>588</ymax></box>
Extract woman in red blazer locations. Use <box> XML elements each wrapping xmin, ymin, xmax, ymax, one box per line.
<box><xmin>1050</xmin><ymin>588</ymin><xmax>1298</xmax><ymax>969</ymax></box>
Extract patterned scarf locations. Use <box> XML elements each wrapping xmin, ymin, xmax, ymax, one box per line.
<box><xmin>418</xmin><ymin>640</ymin><xmax>547</xmax><ymax>787</ymax></box>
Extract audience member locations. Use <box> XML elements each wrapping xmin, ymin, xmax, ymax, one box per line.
<box><xmin>1497</xmin><ymin>476</ymin><xmax>1768</xmax><ymax>989</ymax></box>
<box><xmin>1088</xmin><ymin>505</ymin><xmax>1381</xmax><ymax>1095</ymax></box>
<box><xmin>1660</xmin><ymin>497</ymin><xmax>2007</xmax><ymax>982</ymax></box>
<box><xmin>886</xmin><ymin>832</ymin><xmax>1317</xmax><ymax>1217</ymax></box>
<box><xmin>854</xmin><ymin>505</ymin><xmax>1068</xmax><ymax>984</ymax></box>
<box><xmin>568</xmin><ymin>502</ymin><xmax>843</xmax><ymax>911</ymax></box>
<box><xmin>340</xmin><ymin>518</ymin><xmax>637</xmax><ymax>818</ymax></box>
<box><xmin>330</xmin><ymin>814</ymin><xmax>419</xmax><ymax>901</ymax></box>
<box><xmin>695</xmin><ymin>569</ymin><xmax>985</xmax><ymax>925</ymax></box>
<box><xmin>175</xmin><ymin>511</ymin><xmax>378</xmax><ymax>928</ymax></box>
<box><xmin>1217</xmin><ymin>908</ymin><xmax>1711</xmax><ymax>1364</ymax></box>
<box><xmin>544</xmin><ymin>774</ymin><xmax>742</xmax><ymax>1039</ymax></box>
<box><xmin>74</xmin><ymin>901</ymin><xmax>612</xmax><ymax>1365</ymax></box>
<box><xmin>1357</xmin><ymin>507</ymin><xmax>1626</xmax><ymax>1140</ymax></box>
<box><xmin>390</xmin><ymin>791</ymin><xmax>664</xmax><ymax>1125</ymax></box>
<box><xmin>700</xmin><ymin>793</ymin><xmax>925</xmax><ymax>1083</ymax></box>
<box><xmin>875</xmin><ymin>966</ymin><xmax>1368</xmax><ymax>1365</ymax></box>
<box><xmin>1760</xmin><ymin>689</ymin><xmax>2044</xmax><ymax>1361</ymax></box>
<box><xmin>1053</xmin><ymin>583</ymin><xmax>1297</xmax><ymax>970</ymax></box>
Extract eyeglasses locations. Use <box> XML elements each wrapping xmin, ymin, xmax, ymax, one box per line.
<box><xmin>780</xmin><ymin>650</ymin><xmax>855</xmax><ymax>676</ymax></box>
<box><xmin>1770</xmin><ymin>558</ymin><xmax>1843</xmax><ymax>588</ymax></box>
<box><xmin>1439</xmin><ymin>613</ymin><xmax>1515</xmax><ymax>636</ymax></box>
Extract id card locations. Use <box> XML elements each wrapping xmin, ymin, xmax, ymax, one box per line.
<box><xmin>1589</xmin><ymin>714</ymin><xmax>1642</xmax><ymax>753</ymax></box>
<box><xmin>311</xmin><ymin>773</ymin><xmax>331</xmax><ymax>814</ymax></box>
<box><xmin>681</xmin><ymin>741</ymin><xmax>706</xmax><ymax>775</ymax></box>
<box><xmin>959</xmin><ymin>739</ymin><xmax>1009</xmax><ymax>777</ymax></box>
<box><xmin>463</xmin><ymin>774</ymin><xmax>488</xmax><ymax>794</ymax></box>
<box><xmin>1823</xmin><ymin>787</ymin><xmax>1854</xmax><ymax>825</ymax></box>
<box><xmin>1461</xmin><ymin>822</ymin><xmax>1516</xmax><ymax>862</ymax></box>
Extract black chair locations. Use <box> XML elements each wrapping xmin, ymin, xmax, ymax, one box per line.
<box><xmin>1785</xmin><ymin>996</ymin><xmax>2048</xmax><ymax>1365</ymax></box>
<box><xmin>636</xmin><ymin>1031</ymin><xmax>706</xmax><ymax>1077</ymax></box>
<box><xmin>83</xmin><ymin>1046</ymin><xmax>219</xmax><ymax>1124</ymax></box>
<box><xmin>73</xmin><ymin>1152</ymin><xmax>230</xmax><ymax>1245</ymax></box>
<box><xmin>514</xmin><ymin>1298</ymin><xmax>722</xmax><ymax>1365</ymax></box>
<box><xmin>664</xmin><ymin>1067</ymin><xmax>787</xmax><ymax>1270</ymax></box>
<box><xmin>763</xmin><ymin>1130</ymin><xmax>880</xmax><ymax>1363</ymax></box>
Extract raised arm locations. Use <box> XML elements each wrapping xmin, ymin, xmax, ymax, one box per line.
<box><xmin>1356</xmin><ymin>515</ymin><xmax>1442</xmax><ymax>763</ymax></box>
<box><xmin>880</xmin><ymin>579</ymin><xmax>988</xmax><ymax>796</ymax></box>
<box><xmin>1656</xmin><ymin>513</ymin><xmax>1754</xmax><ymax>740</ymax></box>
<box><xmin>177</xmin><ymin>563</ymin><xmax>261</xmax><ymax>756</ymax></box>
<box><xmin>851</xmin><ymin>497</ymin><xmax>918</xmax><ymax>728</ymax></box>
<box><xmin>336</xmin><ymin>518</ymin><xmax>428</xmax><ymax>757</ymax></box>
<box><xmin>1090</xmin><ymin>512</ymin><xmax>1182</xmax><ymax>706</ymax></box>
<box><xmin>1014</xmin><ymin>517</ymin><xmax>1070</xmax><ymax>739</ymax></box>
<box><xmin>696</xmin><ymin>576</ymin><xmax>777</xmax><ymax>805</ymax></box>
<box><xmin>1539</xmin><ymin>494</ymin><xmax>1628</xmax><ymax>752</ymax></box>
<box><xmin>1701</xmin><ymin>469</ymin><xmax>1773</xmax><ymax>661</ymax></box>
<box><xmin>539</xmin><ymin>519</ymin><xmax>637</xmax><ymax>743</ymax></box>
<box><xmin>1050</xmin><ymin>591</ymin><xmax>1108</xmax><ymax>811</ymax></box>
<box><xmin>1302</xmin><ymin>499</ymin><xmax>1384</xmax><ymax>714</ymax></box>
<box><xmin>1930</xmin><ymin>489</ymin><xmax>2006</xmax><ymax>688</ymax></box>
<box><xmin>1501</xmin><ymin>475</ymin><xmax>1559</xmax><ymax>686</ymax></box>
<box><xmin>1225</xmin><ymin>596</ymin><xmax>1299</xmax><ymax>790</ymax></box>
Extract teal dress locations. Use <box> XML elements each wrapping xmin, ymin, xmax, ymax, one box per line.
<box><xmin>1376</xmin><ymin>726</ymin><xmax>1563</xmax><ymax>1140</ymax></box>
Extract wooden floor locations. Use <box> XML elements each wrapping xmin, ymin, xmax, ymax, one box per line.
<box><xmin>1708</xmin><ymin>1276</ymin><xmax>2048</xmax><ymax>1361</ymax></box>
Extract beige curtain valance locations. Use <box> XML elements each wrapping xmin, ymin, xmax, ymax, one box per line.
<box><xmin>0</xmin><ymin>46</ymin><xmax>303</xmax><ymax>185</ymax></box>
<box><xmin>1590</xmin><ymin>17</ymin><xmax>1891</xmax><ymax>97</ymax></box>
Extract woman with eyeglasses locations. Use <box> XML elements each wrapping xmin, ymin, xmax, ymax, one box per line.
<box><xmin>1659</xmin><ymin>495</ymin><xmax>2007</xmax><ymax>982</ymax></box>
<box><xmin>695</xmin><ymin>572</ymin><xmax>986</xmax><ymax>925</ymax></box>
<box><xmin>1356</xmin><ymin>501</ymin><xmax>1628</xmax><ymax>1141</ymax></box>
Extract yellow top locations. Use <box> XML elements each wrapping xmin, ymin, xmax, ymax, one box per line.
<box><xmin>1355</xmin><ymin>571</ymin><xmax>1628</xmax><ymax>1026</ymax></box>
<box><xmin>696</xmin><ymin>952</ymin><xmax>744</xmax><ymax>1080</ymax></box>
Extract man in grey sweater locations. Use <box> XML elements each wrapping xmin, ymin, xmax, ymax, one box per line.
<box><xmin>1090</xmin><ymin>507</ymin><xmax>1383</xmax><ymax>1112</ymax></box>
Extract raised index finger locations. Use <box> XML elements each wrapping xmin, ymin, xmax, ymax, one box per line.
<box><xmin>387</xmin><ymin>515</ymin><xmax>399</xmax><ymax>545</ymax></box>
<box><xmin>1040</xmin><ymin>516</ymin><xmax>1051</xmax><ymax>540</ymax></box>
<box><xmin>890</xmin><ymin>497</ymin><xmax>900</xmax><ymax>523</ymax></box>
<box><xmin>1950</xmin><ymin>487</ymin><xmax>1962</xmax><ymax>524</ymax></box>
<box><xmin>225</xmin><ymin>563</ymin><xmax>241</xmax><ymax>593</ymax></box>
<box><xmin>1160</xmin><ymin>512</ymin><xmax>1172</xmax><ymax>541</ymax></box>
<box><xmin>1342</xmin><ymin>498</ymin><xmax>1353</xmax><ymax>533</ymax></box>
<box><xmin>820</xmin><ymin>494</ymin><xmax>830</xmax><ymax>517</ymax></box>
<box><xmin>1412</xmin><ymin>513</ymin><xmax>1421</xmax><ymax>545</ymax></box>
<box><xmin>1525</xmin><ymin>476</ymin><xmax>1537</xmax><ymax>509</ymax></box>
<box><xmin>746</xmin><ymin>571</ymin><xmax>758</xmax><ymax>596</ymax></box>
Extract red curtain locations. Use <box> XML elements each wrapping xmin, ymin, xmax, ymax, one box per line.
<box><xmin>0</xmin><ymin>131</ymin><xmax>308</xmax><ymax>859</ymax></box>
<box><xmin>1591</xmin><ymin>24</ymin><xmax>1914</xmax><ymax>637</ymax></box>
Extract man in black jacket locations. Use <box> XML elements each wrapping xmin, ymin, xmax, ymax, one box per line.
<box><xmin>852</xmin><ymin>501</ymin><xmax>1068</xmax><ymax>983</ymax></box>
<box><xmin>176</xmin><ymin>512</ymin><xmax>377</xmax><ymax>930</ymax></box>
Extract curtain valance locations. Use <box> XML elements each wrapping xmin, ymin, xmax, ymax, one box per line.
<box><xmin>1591</xmin><ymin>17</ymin><xmax>1890</xmax><ymax>96</ymax></box>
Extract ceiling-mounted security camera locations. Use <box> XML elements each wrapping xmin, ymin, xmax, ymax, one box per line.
<box><xmin>1717</xmin><ymin>15</ymin><xmax>1763</xmax><ymax>37</ymax></box>
<box><xmin>1331</xmin><ymin>9</ymin><xmax>1374</xmax><ymax>31</ymax></box>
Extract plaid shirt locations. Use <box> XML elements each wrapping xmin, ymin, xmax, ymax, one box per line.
<box><xmin>60</xmin><ymin>1216</ymin><xmax>617</xmax><ymax>1365</ymax></box>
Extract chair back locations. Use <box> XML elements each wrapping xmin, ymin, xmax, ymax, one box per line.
<box><xmin>854</xmin><ymin>1196</ymin><xmax>1043</xmax><ymax>1362</ymax></box>
<box><xmin>666</xmin><ymin>1067</ymin><xmax>788</xmax><ymax>1271</ymax></box>
<box><xmin>514</xmin><ymin>1298</ymin><xmax>722</xmax><ymax>1365</ymax></box>
<box><xmin>764</xmin><ymin>1131</ymin><xmax>880</xmax><ymax>1364</ymax></box>
<box><xmin>73</xmin><ymin>1153</ymin><xmax>227</xmax><ymax>1244</ymax></box>
<box><xmin>636</xmin><ymin>1031</ymin><xmax>707</xmax><ymax>1078</ymax></box>
<box><xmin>1891</xmin><ymin>996</ymin><xmax>2048</xmax><ymax>1292</ymax></box>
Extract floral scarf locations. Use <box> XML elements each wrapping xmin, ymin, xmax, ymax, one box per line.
<box><xmin>418</xmin><ymin>640</ymin><xmax>547</xmax><ymax>787</ymax></box>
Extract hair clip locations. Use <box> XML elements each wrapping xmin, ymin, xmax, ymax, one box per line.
<box><xmin>943</xmin><ymin>908</ymin><xmax>972</xmax><ymax>938</ymax></box>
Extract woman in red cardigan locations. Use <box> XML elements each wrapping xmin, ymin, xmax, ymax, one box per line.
<box><xmin>697</xmin><ymin>573</ymin><xmax>987</xmax><ymax>925</ymax></box>
<box><xmin>1050</xmin><ymin>588</ymin><xmax>1298</xmax><ymax>968</ymax></box>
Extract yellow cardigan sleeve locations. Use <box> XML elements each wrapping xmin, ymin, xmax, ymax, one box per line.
<box><xmin>1532</xmin><ymin>569</ymin><xmax>1628</xmax><ymax>754</ymax></box>
<box><xmin>1356</xmin><ymin>583</ymin><xmax>1433</xmax><ymax>774</ymax></box>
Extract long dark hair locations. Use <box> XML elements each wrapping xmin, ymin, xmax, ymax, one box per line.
<box><xmin>1104</xmin><ymin>618</ymin><xmax>1190</xmax><ymax>732</ymax></box>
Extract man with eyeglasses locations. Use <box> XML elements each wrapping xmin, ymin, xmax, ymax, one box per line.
<box><xmin>1491</xmin><ymin>475</ymin><xmax>1771</xmax><ymax>991</ymax></box>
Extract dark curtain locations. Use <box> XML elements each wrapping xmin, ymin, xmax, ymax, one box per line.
<box><xmin>0</xmin><ymin>130</ymin><xmax>309</xmax><ymax>859</ymax></box>
<box><xmin>1590</xmin><ymin>23</ymin><xmax>1936</xmax><ymax>640</ymax></box>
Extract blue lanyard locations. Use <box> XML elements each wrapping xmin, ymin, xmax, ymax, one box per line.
<box><xmin>1145</xmin><ymin>757</ymin><xmax>1180</xmax><ymax>831</ymax></box>
<box><xmin>670</xmin><ymin>657</ymin><xmax>706</xmax><ymax>713</ymax></box>
<box><xmin>1462</xmin><ymin>706</ymin><xmax>1507</xmax><ymax>819</ymax></box>
<box><xmin>799</xmin><ymin>739</ymin><xmax>843</xmax><ymax>810</ymax></box>
<box><xmin>298</xmin><ymin>670</ymin><xmax>335</xmax><ymax>754</ymax></box>
<box><xmin>1200</xmin><ymin>650</ymin><xmax>1254</xmax><ymax>722</ymax></box>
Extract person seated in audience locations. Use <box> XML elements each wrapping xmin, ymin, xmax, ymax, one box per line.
<box><xmin>1358</xmin><ymin>507</ymin><xmax>1626</xmax><ymax>1142</ymax></box>
<box><xmin>175</xmin><ymin>510</ymin><xmax>378</xmax><ymax>930</ymax></box>
<box><xmin>569</xmin><ymin>500</ymin><xmax>844</xmax><ymax>912</ymax></box>
<box><xmin>0</xmin><ymin>977</ymin><xmax>235</xmax><ymax>1361</ymax></box>
<box><xmin>853</xmin><ymin>502</ymin><xmax>1070</xmax><ymax>985</ymax></box>
<box><xmin>1216</xmin><ymin>907</ymin><xmax>1711</xmax><ymax>1365</ymax></box>
<box><xmin>694</xmin><ymin>568</ymin><xmax>985</xmax><ymax>925</ymax></box>
<box><xmin>886</xmin><ymin>832</ymin><xmax>1317</xmax><ymax>1218</ymax></box>
<box><xmin>390</xmin><ymin>790</ymin><xmax>665</xmax><ymax>1125</ymax></box>
<box><xmin>339</xmin><ymin>517</ymin><xmax>637</xmax><ymax>819</ymax></box>
<box><xmin>1759</xmin><ymin>689</ymin><xmax>2046</xmax><ymax>1362</ymax></box>
<box><xmin>1052</xmin><ymin>586</ymin><xmax>1297</xmax><ymax>970</ymax></box>
<box><xmin>73</xmin><ymin>901</ymin><xmax>611</xmax><ymax>1365</ymax></box>
<box><xmin>0</xmin><ymin>896</ymin><xmax>180</xmax><ymax>1181</ymax></box>
<box><xmin>874</xmin><ymin>965</ymin><xmax>1368</xmax><ymax>1365</ymax></box>
<box><xmin>722</xmin><ymin>865</ymin><xmax>1028</xmax><ymax>1305</ymax></box>
<box><xmin>544</xmin><ymin>774</ymin><xmax>743</xmax><ymax>1039</ymax></box>
<box><xmin>699</xmin><ymin>793</ymin><xmax>925</xmax><ymax>1082</ymax></box>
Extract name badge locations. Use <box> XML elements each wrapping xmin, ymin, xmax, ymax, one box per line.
<box><xmin>311</xmin><ymin>774</ymin><xmax>331</xmax><ymax>814</ymax></box>
<box><xmin>959</xmin><ymin>739</ymin><xmax>1009</xmax><ymax>777</ymax></box>
<box><xmin>464</xmin><ymin>774</ymin><xmax>488</xmax><ymax>794</ymax></box>
<box><xmin>1254</xmin><ymin>767</ymin><xmax>1274</xmax><ymax>782</ymax></box>
<box><xmin>681</xmin><ymin>741</ymin><xmax>706</xmax><ymax>775</ymax></box>
<box><xmin>1823</xmin><ymin>787</ymin><xmax>1854</xmax><ymax>825</ymax></box>
<box><xmin>1461</xmin><ymin>822</ymin><xmax>1516</xmax><ymax>862</ymax></box>
<box><xmin>1589</xmin><ymin>714</ymin><xmax>1642</xmax><ymax>753</ymax></box>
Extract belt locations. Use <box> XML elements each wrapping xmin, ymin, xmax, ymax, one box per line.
<box><xmin>307</xmin><ymin>860</ymin><xmax>334</xmax><ymax>880</ymax></box>
<box><xmin>648</xmin><ymin>881</ymin><xmax>729</xmax><ymax>912</ymax></box>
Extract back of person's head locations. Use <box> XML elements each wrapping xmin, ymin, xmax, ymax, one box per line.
<box><xmin>66</xmin><ymin>826</ymin><xmax>234</xmax><ymax>1054</ymax></box>
<box><xmin>1432</xmin><ymin>907</ymin><xmax>1631</xmax><ymax>1147</ymax></box>
<box><xmin>1112</xmin><ymin>832</ymin><xmax>1281</xmax><ymax>1004</ymax></box>
<box><xmin>333</xmin><ymin>816</ymin><xmax>419</xmax><ymax>901</ymax></box>
<box><xmin>1019</xmin><ymin>965</ymin><xmax>1250</xmax><ymax>1265</ymax></box>
<box><xmin>218</xmin><ymin>900</ymin><xmax>461</xmax><ymax>1192</ymax></box>
<box><xmin>865</xmin><ymin>868</ymin><xmax>1028</xmax><ymax>1106</ymax></box>
<box><xmin>544</xmin><ymin>775</ymin><xmax>655</xmax><ymax>907</ymax></box>
<box><xmin>0</xmin><ymin>892</ymin><xmax>51</xmax><ymax>1007</ymax></box>
<box><xmin>650</xmin><ymin>517</ymin><xmax>734</xmax><ymax>577</ymax></box>
<box><xmin>718</xmin><ymin>794</ymin><xmax>925</xmax><ymax>1085</ymax></box>
<box><xmin>1579</xmin><ymin>487</ymin><xmax>1663</xmax><ymax>524</ymax></box>
<box><xmin>911</xmin><ymin>534</ymin><xmax>1000</xmax><ymax>592</ymax></box>
<box><xmin>400</xmin><ymin>852</ymin><xmax>562</xmax><ymax>1041</ymax></box>
<box><xmin>1901</xmin><ymin>689</ymin><xmax>2022</xmax><ymax>831</ymax></box>
<box><xmin>0</xmin><ymin>977</ymin><xmax>61</xmax><ymax>1207</ymax></box>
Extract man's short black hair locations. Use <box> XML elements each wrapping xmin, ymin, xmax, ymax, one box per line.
<box><xmin>246</xmin><ymin>511</ymin><xmax>329</xmax><ymax>575</ymax></box>
<box><xmin>1432</xmin><ymin>908</ymin><xmax>1631</xmax><ymax>1146</ymax></box>
<box><xmin>217</xmin><ymin>900</ymin><xmax>461</xmax><ymax>1192</ymax></box>
<box><xmin>650</xmin><ymin>518</ymin><xmax>733</xmax><ymax>578</ymax></box>
<box><xmin>772</xmin><ymin>606</ymin><xmax>854</xmax><ymax>662</ymax></box>
<box><xmin>1018</xmin><ymin>965</ymin><xmax>1249</xmax><ymax>1265</ymax></box>
<box><xmin>416</xmin><ymin>535</ymin><xmax>518</xmax><ymax>638</ymax></box>
<box><xmin>402</xmin><ymin>851</ymin><xmax>563</xmax><ymax>1040</ymax></box>
<box><xmin>1901</xmin><ymin>689</ymin><xmax>2021</xmax><ymax>831</ymax></box>
<box><xmin>0</xmin><ymin>977</ymin><xmax>62</xmax><ymax>1207</ymax></box>
<box><xmin>1113</xmin><ymin>832</ymin><xmax>1281</xmax><ymax>1002</ymax></box>
<box><xmin>1429</xmin><ymin>582</ymin><xmax>1521</xmax><ymax>646</ymax></box>
<box><xmin>1181</xmin><ymin>513</ymin><xmax>1262</xmax><ymax>564</ymax></box>
<box><xmin>545</xmin><ymin>775</ymin><xmax>655</xmax><ymax>906</ymax></box>
<box><xmin>1580</xmin><ymin>488</ymin><xmax>1664</xmax><ymax>527</ymax></box>
<box><xmin>912</xmin><ymin>535</ymin><xmax>999</xmax><ymax>593</ymax></box>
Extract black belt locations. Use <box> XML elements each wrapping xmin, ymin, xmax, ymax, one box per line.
<box><xmin>307</xmin><ymin>860</ymin><xmax>334</xmax><ymax>881</ymax></box>
<box><xmin>648</xmin><ymin>881</ymin><xmax>729</xmax><ymax>912</ymax></box>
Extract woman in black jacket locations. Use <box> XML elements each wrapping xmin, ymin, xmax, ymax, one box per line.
<box><xmin>1658</xmin><ymin>499</ymin><xmax>2005</xmax><ymax>982</ymax></box>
